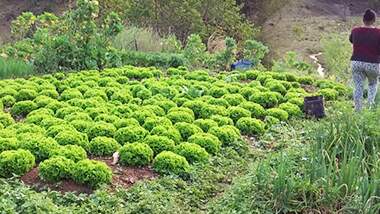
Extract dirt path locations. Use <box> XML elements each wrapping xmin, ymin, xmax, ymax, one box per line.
<box><xmin>259</xmin><ymin>0</ymin><xmax>375</xmax><ymax>63</ymax></box>
<box><xmin>309</xmin><ymin>53</ymin><xmax>325</xmax><ymax>77</ymax></box>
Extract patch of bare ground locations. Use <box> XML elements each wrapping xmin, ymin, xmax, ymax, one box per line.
<box><xmin>21</xmin><ymin>156</ymin><xmax>157</xmax><ymax>194</ymax></box>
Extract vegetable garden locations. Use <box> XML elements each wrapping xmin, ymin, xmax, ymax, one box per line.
<box><xmin>0</xmin><ymin>65</ymin><xmax>349</xmax><ymax>190</ymax></box>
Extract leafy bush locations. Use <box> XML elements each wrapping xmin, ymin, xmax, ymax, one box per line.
<box><xmin>166</xmin><ymin>110</ymin><xmax>195</xmax><ymax>124</ymax></box>
<box><xmin>279</xmin><ymin>102</ymin><xmax>302</xmax><ymax>117</ymax></box>
<box><xmin>188</xmin><ymin>133</ymin><xmax>221</xmax><ymax>155</ymax></box>
<box><xmin>0</xmin><ymin>138</ymin><xmax>18</xmax><ymax>153</ymax></box>
<box><xmin>54</xmin><ymin>131</ymin><xmax>90</xmax><ymax>151</ymax></box>
<box><xmin>142</xmin><ymin>117</ymin><xmax>172</xmax><ymax>131</ymax></box>
<box><xmin>175</xmin><ymin>143</ymin><xmax>209</xmax><ymax>164</ymax></box>
<box><xmin>70</xmin><ymin>120</ymin><xmax>93</xmax><ymax>133</ymax></box>
<box><xmin>236</xmin><ymin>117</ymin><xmax>265</xmax><ymax>135</ymax></box>
<box><xmin>319</xmin><ymin>88</ymin><xmax>339</xmax><ymax>101</ymax></box>
<box><xmin>10</xmin><ymin>101</ymin><xmax>37</xmax><ymax>117</ymax></box>
<box><xmin>115</xmin><ymin>126</ymin><xmax>148</xmax><ymax>145</ymax></box>
<box><xmin>153</xmin><ymin>151</ymin><xmax>190</xmax><ymax>176</ymax></box>
<box><xmin>210</xmin><ymin>115</ymin><xmax>234</xmax><ymax>126</ymax></box>
<box><xmin>88</xmin><ymin>122</ymin><xmax>117</xmax><ymax>140</ymax></box>
<box><xmin>144</xmin><ymin>135</ymin><xmax>176</xmax><ymax>156</ymax></box>
<box><xmin>114</xmin><ymin>118</ymin><xmax>140</xmax><ymax>129</ymax></box>
<box><xmin>72</xmin><ymin>159</ymin><xmax>112</xmax><ymax>188</ymax></box>
<box><xmin>0</xmin><ymin>57</ymin><xmax>35</xmax><ymax>79</ymax></box>
<box><xmin>227</xmin><ymin>106</ymin><xmax>251</xmax><ymax>123</ymax></box>
<box><xmin>0</xmin><ymin>113</ymin><xmax>15</xmax><ymax>127</ymax></box>
<box><xmin>119</xmin><ymin>143</ymin><xmax>154</xmax><ymax>166</ymax></box>
<box><xmin>19</xmin><ymin>134</ymin><xmax>59</xmax><ymax>162</ymax></box>
<box><xmin>249</xmin><ymin>92</ymin><xmax>279</xmax><ymax>108</ymax></box>
<box><xmin>60</xmin><ymin>89</ymin><xmax>83</xmax><ymax>101</ymax></box>
<box><xmin>209</xmin><ymin>126</ymin><xmax>240</xmax><ymax>146</ymax></box>
<box><xmin>1</xmin><ymin>95</ymin><xmax>16</xmax><ymax>107</ymax></box>
<box><xmin>89</xmin><ymin>137</ymin><xmax>121</xmax><ymax>156</ymax></box>
<box><xmin>151</xmin><ymin>125</ymin><xmax>182</xmax><ymax>144</ymax></box>
<box><xmin>265</xmin><ymin>81</ymin><xmax>287</xmax><ymax>95</ymax></box>
<box><xmin>297</xmin><ymin>76</ymin><xmax>314</xmax><ymax>85</ymax></box>
<box><xmin>208</xmin><ymin>86</ymin><xmax>229</xmax><ymax>98</ymax></box>
<box><xmin>239</xmin><ymin>102</ymin><xmax>266</xmax><ymax>118</ymax></box>
<box><xmin>174</xmin><ymin>122</ymin><xmax>203</xmax><ymax>141</ymax></box>
<box><xmin>15</xmin><ymin>89</ymin><xmax>38</xmax><ymax>101</ymax></box>
<box><xmin>193</xmin><ymin>119</ymin><xmax>218</xmax><ymax>132</ymax></box>
<box><xmin>50</xmin><ymin>145</ymin><xmax>87</xmax><ymax>162</ymax></box>
<box><xmin>288</xmin><ymin>97</ymin><xmax>304</xmax><ymax>109</ymax></box>
<box><xmin>120</xmin><ymin>51</ymin><xmax>185</xmax><ymax>68</ymax></box>
<box><xmin>266</xmin><ymin>108</ymin><xmax>289</xmax><ymax>121</ymax></box>
<box><xmin>0</xmin><ymin>149</ymin><xmax>35</xmax><ymax>177</ymax></box>
<box><xmin>39</xmin><ymin>156</ymin><xmax>74</xmax><ymax>182</ymax></box>
<box><xmin>222</xmin><ymin>94</ymin><xmax>246</xmax><ymax>106</ymax></box>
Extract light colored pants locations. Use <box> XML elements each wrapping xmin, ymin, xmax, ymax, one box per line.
<box><xmin>351</xmin><ymin>60</ymin><xmax>380</xmax><ymax>111</ymax></box>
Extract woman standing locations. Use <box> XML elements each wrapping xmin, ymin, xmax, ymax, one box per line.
<box><xmin>350</xmin><ymin>9</ymin><xmax>380</xmax><ymax>111</ymax></box>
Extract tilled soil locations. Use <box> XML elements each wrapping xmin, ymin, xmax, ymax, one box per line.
<box><xmin>21</xmin><ymin>157</ymin><xmax>157</xmax><ymax>194</ymax></box>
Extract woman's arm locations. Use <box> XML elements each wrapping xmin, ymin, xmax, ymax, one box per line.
<box><xmin>349</xmin><ymin>32</ymin><xmax>353</xmax><ymax>44</ymax></box>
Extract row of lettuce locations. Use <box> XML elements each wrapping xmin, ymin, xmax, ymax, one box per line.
<box><xmin>0</xmin><ymin>66</ymin><xmax>349</xmax><ymax>188</ymax></box>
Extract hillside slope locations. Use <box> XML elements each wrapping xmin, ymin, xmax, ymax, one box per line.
<box><xmin>257</xmin><ymin>0</ymin><xmax>376</xmax><ymax>62</ymax></box>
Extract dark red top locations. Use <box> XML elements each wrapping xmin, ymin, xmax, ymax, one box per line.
<box><xmin>350</xmin><ymin>27</ymin><xmax>380</xmax><ymax>63</ymax></box>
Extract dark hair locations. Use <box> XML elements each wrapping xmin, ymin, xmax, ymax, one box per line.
<box><xmin>363</xmin><ymin>9</ymin><xmax>376</xmax><ymax>25</ymax></box>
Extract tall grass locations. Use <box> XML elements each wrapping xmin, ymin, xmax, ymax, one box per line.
<box><xmin>209</xmin><ymin>104</ymin><xmax>380</xmax><ymax>213</ymax></box>
<box><xmin>113</xmin><ymin>26</ymin><xmax>182</xmax><ymax>53</ymax></box>
<box><xmin>0</xmin><ymin>57</ymin><xmax>35</xmax><ymax>79</ymax></box>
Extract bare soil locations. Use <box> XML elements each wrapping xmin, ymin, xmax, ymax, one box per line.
<box><xmin>21</xmin><ymin>157</ymin><xmax>157</xmax><ymax>194</ymax></box>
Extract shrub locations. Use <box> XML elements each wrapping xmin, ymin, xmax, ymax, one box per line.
<box><xmin>115</xmin><ymin>126</ymin><xmax>148</xmax><ymax>145</ymax></box>
<box><xmin>144</xmin><ymin>135</ymin><xmax>175</xmax><ymax>156</ymax></box>
<box><xmin>236</xmin><ymin>117</ymin><xmax>265</xmax><ymax>135</ymax></box>
<box><xmin>39</xmin><ymin>89</ymin><xmax>59</xmax><ymax>99</ymax></box>
<box><xmin>319</xmin><ymin>88</ymin><xmax>339</xmax><ymax>101</ymax></box>
<box><xmin>54</xmin><ymin>131</ymin><xmax>90</xmax><ymax>151</ymax></box>
<box><xmin>0</xmin><ymin>149</ymin><xmax>35</xmax><ymax>177</ymax></box>
<box><xmin>193</xmin><ymin>119</ymin><xmax>218</xmax><ymax>132</ymax></box>
<box><xmin>120</xmin><ymin>51</ymin><xmax>185</xmax><ymax>68</ymax></box>
<box><xmin>50</xmin><ymin>145</ymin><xmax>87</xmax><ymax>162</ymax></box>
<box><xmin>142</xmin><ymin>117</ymin><xmax>172</xmax><ymax>131</ymax></box>
<box><xmin>188</xmin><ymin>133</ymin><xmax>221</xmax><ymax>155</ymax></box>
<box><xmin>65</xmin><ymin>112</ymin><xmax>92</xmax><ymax>122</ymax></box>
<box><xmin>46</xmin><ymin>124</ymin><xmax>76</xmax><ymax>138</ymax></box>
<box><xmin>1</xmin><ymin>95</ymin><xmax>16</xmax><ymax>107</ymax></box>
<box><xmin>222</xmin><ymin>94</ymin><xmax>246</xmax><ymax>106</ymax></box>
<box><xmin>70</xmin><ymin>120</ymin><xmax>93</xmax><ymax>133</ymax></box>
<box><xmin>19</xmin><ymin>134</ymin><xmax>59</xmax><ymax>162</ymax></box>
<box><xmin>297</xmin><ymin>76</ymin><xmax>314</xmax><ymax>85</ymax></box>
<box><xmin>199</xmin><ymin>104</ymin><xmax>227</xmax><ymax>119</ymax></box>
<box><xmin>209</xmin><ymin>126</ymin><xmax>240</xmax><ymax>146</ymax></box>
<box><xmin>208</xmin><ymin>86</ymin><xmax>229</xmax><ymax>98</ymax></box>
<box><xmin>72</xmin><ymin>159</ymin><xmax>112</xmax><ymax>188</ymax></box>
<box><xmin>10</xmin><ymin>101</ymin><xmax>37</xmax><ymax>117</ymax></box>
<box><xmin>0</xmin><ymin>138</ymin><xmax>18</xmax><ymax>153</ymax></box>
<box><xmin>15</xmin><ymin>89</ymin><xmax>38</xmax><ymax>101</ymax></box>
<box><xmin>0</xmin><ymin>113</ymin><xmax>15</xmax><ymax>127</ymax></box>
<box><xmin>266</xmin><ymin>108</ymin><xmax>289</xmax><ymax>121</ymax></box>
<box><xmin>279</xmin><ymin>102</ymin><xmax>303</xmax><ymax>117</ymax></box>
<box><xmin>119</xmin><ymin>143</ymin><xmax>154</xmax><ymax>166</ymax></box>
<box><xmin>88</xmin><ymin>122</ymin><xmax>117</xmax><ymax>140</ymax></box>
<box><xmin>39</xmin><ymin>156</ymin><xmax>74</xmax><ymax>182</ymax></box>
<box><xmin>265</xmin><ymin>81</ymin><xmax>287</xmax><ymax>95</ymax></box>
<box><xmin>239</xmin><ymin>102</ymin><xmax>266</xmax><ymax>118</ymax></box>
<box><xmin>175</xmin><ymin>143</ymin><xmax>209</xmax><ymax>164</ymax></box>
<box><xmin>166</xmin><ymin>110</ymin><xmax>195</xmax><ymax>124</ymax></box>
<box><xmin>210</xmin><ymin>115</ymin><xmax>234</xmax><ymax>126</ymax></box>
<box><xmin>227</xmin><ymin>106</ymin><xmax>251</xmax><ymax>123</ymax></box>
<box><xmin>89</xmin><ymin>137</ymin><xmax>121</xmax><ymax>156</ymax></box>
<box><xmin>60</xmin><ymin>89</ymin><xmax>83</xmax><ymax>101</ymax></box>
<box><xmin>151</xmin><ymin>125</ymin><xmax>182</xmax><ymax>144</ymax></box>
<box><xmin>153</xmin><ymin>151</ymin><xmax>190</xmax><ymax>175</ymax></box>
<box><xmin>55</xmin><ymin>106</ymin><xmax>83</xmax><ymax>119</ymax></box>
<box><xmin>265</xmin><ymin>115</ymin><xmax>280</xmax><ymax>127</ymax></box>
<box><xmin>174</xmin><ymin>122</ymin><xmax>203</xmax><ymax>141</ymax></box>
<box><xmin>249</xmin><ymin>92</ymin><xmax>278</xmax><ymax>108</ymax></box>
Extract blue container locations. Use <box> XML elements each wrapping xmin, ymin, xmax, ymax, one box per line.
<box><xmin>231</xmin><ymin>59</ymin><xmax>254</xmax><ymax>71</ymax></box>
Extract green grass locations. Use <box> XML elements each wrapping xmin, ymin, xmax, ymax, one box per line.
<box><xmin>0</xmin><ymin>57</ymin><xmax>35</xmax><ymax>79</ymax></box>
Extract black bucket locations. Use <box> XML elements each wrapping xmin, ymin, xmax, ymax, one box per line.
<box><xmin>304</xmin><ymin>95</ymin><xmax>325</xmax><ymax>118</ymax></box>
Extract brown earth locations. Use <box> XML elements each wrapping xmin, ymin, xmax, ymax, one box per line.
<box><xmin>21</xmin><ymin>157</ymin><xmax>157</xmax><ymax>194</ymax></box>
